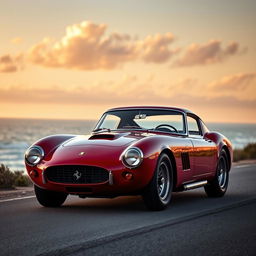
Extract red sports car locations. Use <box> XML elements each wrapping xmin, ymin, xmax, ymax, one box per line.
<box><xmin>25</xmin><ymin>106</ymin><xmax>232</xmax><ymax>210</ymax></box>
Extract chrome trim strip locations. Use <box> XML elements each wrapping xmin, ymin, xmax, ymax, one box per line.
<box><xmin>120</xmin><ymin>147</ymin><xmax>144</xmax><ymax>169</ymax></box>
<box><xmin>184</xmin><ymin>180</ymin><xmax>207</xmax><ymax>190</ymax></box>
<box><xmin>193</xmin><ymin>172</ymin><xmax>212</xmax><ymax>178</ymax></box>
<box><xmin>184</xmin><ymin>112</ymin><xmax>188</xmax><ymax>136</ymax></box>
<box><xmin>25</xmin><ymin>145</ymin><xmax>45</xmax><ymax>166</ymax></box>
<box><xmin>42</xmin><ymin>171</ymin><xmax>47</xmax><ymax>184</ymax></box>
<box><xmin>93</xmin><ymin>113</ymin><xmax>107</xmax><ymax>132</ymax></box>
<box><xmin>109</xmin><ymin>171</ymin><xmax>114</xmax><ymax>185</ymax></box>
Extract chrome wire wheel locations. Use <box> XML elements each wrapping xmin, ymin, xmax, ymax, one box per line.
<box><xmin>157</xmin><ymin>161</ymin><xmax>170</xmax><ymax>203</ymax></box>
<box><xmin>142</xmin><ymin>153</ymin><xmax>173</xmax><ymax>210</ymax></box>
<box><xmin>204</xmin><ymin>149</ymin><xmax>229</xmax><ymax>198</ymax></box>
<box><xmin>217</xmin><ymin>157</ymin><xmax>227</xmax><ymax>189</ymax></box>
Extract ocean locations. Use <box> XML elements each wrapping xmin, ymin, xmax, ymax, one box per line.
<box><xmin>0</xmin><ymin>118</ymin><xmax>255</xmax><ymax>171</ymax></box>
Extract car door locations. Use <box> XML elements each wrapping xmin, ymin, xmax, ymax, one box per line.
<box><xmin>187</xmin><ymin>114</ymin><xmax>217</xmax><ymax>179</ymax></box>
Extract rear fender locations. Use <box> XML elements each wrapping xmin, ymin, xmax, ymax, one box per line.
<box><xmin>204</xmin><ymin>132</ymin><xmax>233</xmax><ymax>170</ymax></box>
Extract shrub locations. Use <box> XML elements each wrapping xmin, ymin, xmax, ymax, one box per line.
<box><xmin>14</xmin><ymin>171</ymin><xmax>32</xmax><ymax>187</ymax></box>
<box><xmin>0</xmin><ymin>164</ymin><xmax>16</xmax><ymax>188</ymax></box>
<box><xmin>0</xmin><ymin>164</ymin><xmax>32</xmax><ymax>188</ymax></box>
<box><xmin>233</xmin><ymin>143</ymin><xmax>256</xmax><ymax>162</ymax></box>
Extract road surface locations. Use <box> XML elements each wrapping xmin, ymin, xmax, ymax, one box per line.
<box><xmin>0</xmin><ymin>164</ymin><xmax>256</xmax><ymax>256</ymax></box>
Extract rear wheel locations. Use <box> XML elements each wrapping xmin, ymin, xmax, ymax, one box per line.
<box><xmin>142</xmin><ymin>153</ymin><xmax>173</xmax><ymax>211</ymax></box>
<box><xmin>34</xmin><ymin>185</ymin><xmax>67</xmax><ymax>207</ymax></box>
<box><xmin>204</xmin><ymin>150</ymin><xmax>229</xmax><ymax>197</ymax></box>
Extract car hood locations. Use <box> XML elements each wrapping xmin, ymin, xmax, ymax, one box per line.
<box><xmin>62</xmin><ymin>131</ymin><xmax>151</xmax><ymax>147</ymax></box>
<box><xmin>43</xmin><ymin>131</ymin><xmax>154</xmax><ymax>168</ymax></box>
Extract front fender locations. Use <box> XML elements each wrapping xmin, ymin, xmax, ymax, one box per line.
<box><xmin>129</xmin><ymin>135</ymin><xmax>192</xmax><ymax>187</ymax></box>
<box><xmin>26</xmin><ymin>134</ymin><xmax>76</xmax><ymax>163</ymax></box>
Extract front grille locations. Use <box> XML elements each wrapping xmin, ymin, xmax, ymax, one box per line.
<box><xmin>45</xmin><ymin>165</ymin><xmax>109</xmax><ymax>184</ymax></box>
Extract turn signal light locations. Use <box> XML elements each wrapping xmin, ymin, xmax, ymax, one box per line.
<box><xmin>29</xmin><ymin>170</ymin><xmax>38</xmax><ymax>178</ymax></box>
<box><xmin>123</xmin><ymin>172</ymin><xmax>133</xmax><ymax>180</ymax></box>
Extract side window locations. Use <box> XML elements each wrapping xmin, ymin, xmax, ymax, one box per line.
<box><xmin>187</xmin><ymin>116</ymin><xmax>201</xmax><ymax>136</ymax></box>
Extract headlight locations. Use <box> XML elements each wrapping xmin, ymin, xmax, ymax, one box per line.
<box><xmin>25</xmin><ymin>146</ymin><xmax>44</xmax><ymax>166</ymax></box>
<box><xmin>122</xmin><ymin>147</ymin><xmax>143</xmax><ymax>168</ymax></box>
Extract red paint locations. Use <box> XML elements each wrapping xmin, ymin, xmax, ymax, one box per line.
<box><xmin>25</xmin><ymin>106</ymin><xmax>232</xmax><ymax>196</ymax></box>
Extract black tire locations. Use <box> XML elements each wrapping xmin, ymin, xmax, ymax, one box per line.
<box><xmin>34</xmin><ymin>185</ymin><xmax>67</xmax><ymax>207</ymax></box>
<box><xmin>204</xmin><ymin>150</ymin><xmax>229</xmax><ymax>197</ymax></box>
<box><xmin>142</xmin><ymin>153</ymin><xmax>173</xmax><ymax>211</ymax></box>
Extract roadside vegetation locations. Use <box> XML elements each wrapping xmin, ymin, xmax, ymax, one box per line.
<box><xmin>0</xmin><ymin>164</ymin><xmax>32</xmax><ymax>189</ymax></box>
<box><xmin>233</xmin><ymin>143</ymin><xmax>256</xmax><ymax>162</ymax></box>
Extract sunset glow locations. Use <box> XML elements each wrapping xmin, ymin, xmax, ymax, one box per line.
<box><xmin>0</xmin><ymin>0</ymin><xmax>255</xmax><ymax>123</ymax></box>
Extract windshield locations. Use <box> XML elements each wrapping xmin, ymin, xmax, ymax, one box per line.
<box><xmin>94</xmin><ymin>109</ymin><xmax>186</xmax><ymax>134</ymax></box>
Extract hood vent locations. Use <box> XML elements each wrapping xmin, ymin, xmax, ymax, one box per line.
<box><xmin>88</xmin><ymin>134</ymin><xmax>116</xmax><ymax>140</ymax></box>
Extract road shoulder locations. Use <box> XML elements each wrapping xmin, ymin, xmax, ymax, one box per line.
<box><xmin>0</xmin><ymin>186</ymin><xmax>34</xmax><ymax>200</ymax></box>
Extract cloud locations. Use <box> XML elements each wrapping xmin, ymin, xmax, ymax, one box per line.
<box><xmin>28</xmin><ymin>21</ymin><xmax>177</xmax><ymax>70</ymax></box>
<box><xmin>1</xmin><ymin>84</ymin><xmax>255</xmax><ymax>117</ymax></box>
<box><xmin>138</xmin><ymin>33</ymin><xmax>178</xmax><ymax>63</ymax></box>
<box><xmin>209</xmin><ymin>72</ymin><xmax>256</xmax><ymax>91</ymax></box>
<box><xmin>1</xmin><ymin>72</ymin><xmax>255</xmax><ymax>109</ymax></box>
<box><xmin>174</xmin><ymin>40</ymin><xmax>241</xmax><ymax>67</ymax></box>
<box><xmin>207</xmin><ymin>72</ymin><xmax>256</xmax><ymax>102</ymax></box>
<box><xmin>2</xmin><ymin>21</ymin><xmax>246</xmax><ymax>72</ymax></box>
<box><xmin>0</xmin><ymin>54</ymin><xmax>23</xmax><ymax>73</ymax></box>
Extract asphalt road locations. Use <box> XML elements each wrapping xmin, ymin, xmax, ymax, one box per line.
<box><xmin>0</xmin><ymin>164</ymin><xmax>256</xmax><ymax>256</ymax></box>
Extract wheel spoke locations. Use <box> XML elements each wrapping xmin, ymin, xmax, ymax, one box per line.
<box><xmin>157</xmin><ymin>162</ymin><xmax>170</xmax><ymax>202</ymax></box>
<box><xmin>217</xmin><ymin>158</ymin><xmax>227</xmax><ymax>189</ymax></box>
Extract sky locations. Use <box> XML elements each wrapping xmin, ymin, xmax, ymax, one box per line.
<box><xmin>0</xmin><ymin>0</ymin><xmax>255</xmax><ymax>123</ymax></box>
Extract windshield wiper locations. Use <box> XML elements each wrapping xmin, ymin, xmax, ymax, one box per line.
<box><xmin>92</xmin><ymin>128</ymin><xmax>111</xmax><ymax>133</ymax></box>
<box><xmin>122</xmin><ymin>126</ymin><xmax>142</xmax><ymax>129</ymax></box>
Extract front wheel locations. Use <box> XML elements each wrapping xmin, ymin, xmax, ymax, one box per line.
<box><xmin>142</xmin><ymin>153</ymin><xmax>173</xmax><ymax>211</ymax></box>
<box><xmin>34</xmin><ymin>185</ymin><xmax>68</xmax><ymax>207</ymax></box>
<box><xmin>204</xmin><ymin>150</ymin><xmax>229</xmax><ymax>197</ymax></box>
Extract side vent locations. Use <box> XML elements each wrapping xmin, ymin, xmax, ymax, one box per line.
<box><xmin>181</xmin><ymin>152</ymin><xmax>190</xmax><ymax>170</ymax></box>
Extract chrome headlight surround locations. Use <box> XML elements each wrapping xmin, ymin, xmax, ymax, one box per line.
<box><xmin>121</xmin><ymin>147</ymin><xmax>143</xmax><ymax>169</ymax></box>
<box><xmin>25</xmin><ymin>145</ymin><xmax>44</xmax><ymax>166</ymax></box>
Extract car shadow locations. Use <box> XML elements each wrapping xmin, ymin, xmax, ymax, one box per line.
<box><xmin>35</xmin><ymin>188</ymin><xmax>246</xmax><ymax>215</ymax></box>
<box><xmin>63</xmin><ymin>195</ymin><xmax>146</xmax><ymax>212</ymax></box>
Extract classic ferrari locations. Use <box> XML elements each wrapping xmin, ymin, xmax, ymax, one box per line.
<box><xmin>25</xmin><ymin>106</ymin><xmax>232</xmax><ymax>210</ymax></box>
